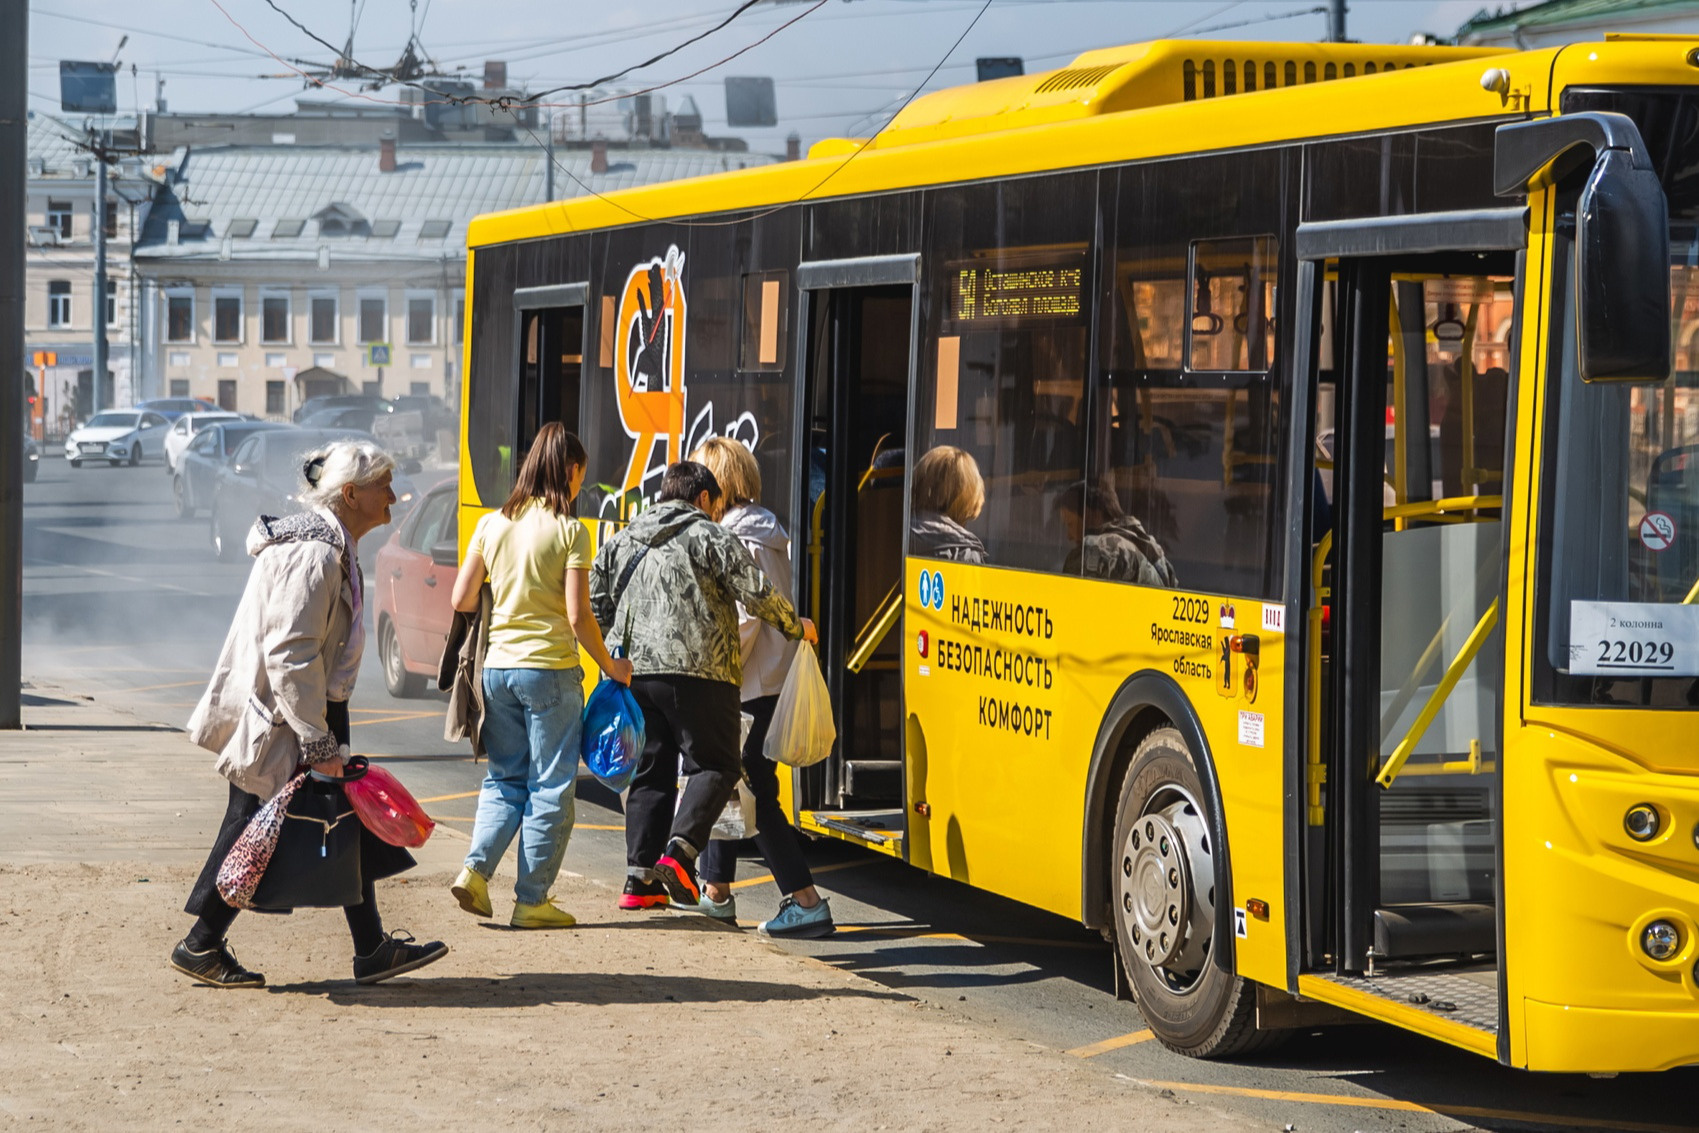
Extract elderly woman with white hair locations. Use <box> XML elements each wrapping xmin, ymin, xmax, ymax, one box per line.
<box><xmin>174</xmin><ymin>438</ymin><xmax>447</xmax><ymax>988</ymax></box>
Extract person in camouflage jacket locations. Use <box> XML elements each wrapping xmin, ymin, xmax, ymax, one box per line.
<box><xmin>591</xmin><ymin>461</ymin><xmax>817</xmax><ymax>910</ymax></box>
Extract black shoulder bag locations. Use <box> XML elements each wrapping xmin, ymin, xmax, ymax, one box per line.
<box><xmin>251</xmin><ymin>757</ymin><xmax>368</xmax><ymax>911</ymax></box>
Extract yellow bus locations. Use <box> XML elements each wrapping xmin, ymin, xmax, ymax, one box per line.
<box><xmin>459</xmin><ymin>36</ymin><xmax>1699</xmax><ymax>1072</ymax></box>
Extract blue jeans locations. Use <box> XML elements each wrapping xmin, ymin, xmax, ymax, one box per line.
<box><xmin>466</xmin><ymin>667</ymin><xmax>584</xmax><ymax>907</ymax></box>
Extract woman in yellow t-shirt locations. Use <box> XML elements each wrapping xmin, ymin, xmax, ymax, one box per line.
<box><xmin>448</xmin><ymin>423</ymin><xmax>631</xmax><ymax>929</ymax></box>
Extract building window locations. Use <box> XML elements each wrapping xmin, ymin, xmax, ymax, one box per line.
<box><xmin>266</xmin><ymin>380</ymin><xmax>285</xmax><ymax>416</ymax></box>
<box><xmin>47</xmin><ymin>200</ymin><xmax>72</xmax><ymax>240</ymax></box>
<box><xmin>358</xmin><ymin>295</ymin><xmax>386</xmax><ymax>344</ymax></box>
<box><xmin>309</xmin><ymin>294</ymin><xmax>337</xmax><ymax>344</ymax></box>
<box><xmin>261</xmin><ymin>294</ymin><xmax>289</xmax><ymax>343</ymax></box>
<box><xmin>104</xmin><ymin>279</ymin><xmax>116</xmax><ymax>326</ymax></box>
<box><xmin>313</xmin><ymin>352</ymin><xmax>335</xmax><ymax>368</ymax></box>
<box><xmin>166</xmin><ymin>293</ymin><xmax>194</xmax><ymax>342</ymax></box>
<box><xmin>362</xmin><ymin>379</ymin><xmax>384</xmax><ymax>397</ymax></box>
<box><xmin>47</xmin><ymin>280</ymin><xmax>71</xmax><ymax>327</ymax></box>
<box><xmin>217</xmin><ymin>379</ymin><xmax>237</xmax><ymax>411</ymax></box>
<box><xmin>169</xmin><ymin>379</ymin><xmax>190</xmax><ymax>397</ymax></box>
<box><xmin>103</xmin><ymin>201</ymin><xmax>117</xmax><ymax>239</ymax></box>
<box><xmin>265</xmin><ymin>352</ymin><xmax>286</xmax><ymax>367</ymax></box>
<box><xmin>453</xmin><ymin>293</ymin><xmax>464</xmax><ymax>344</ymax></box>
<box><xmin>410</xmin><ymin>353</ymin><xmax>432</xmax><ymax>369</ymax></box>
<box><xmin>217</xmin><ymin>352</ymin><xmax>238</xmax><ymax>368</ymax></box>
<box><xmin>406</xmin><ymin>294</ymin><xmax>434</xmax><ymax>344</ymax></box>
<box><xmin>410</xmin><ymin>381</ymin><xmax>430</xmax><ymax>396</ymax></box>
<box><xmin>213</xmin><ymin>293</ymin><xmax>242</xmax><ymax>343</ymax></box>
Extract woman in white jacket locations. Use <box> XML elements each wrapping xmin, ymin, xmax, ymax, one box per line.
<box><xmin>690</xmin><ymin>438</ymin><xmax>833</xmax><ymax>938</ymax></box>
<box><xmin>174</xmin><ymin>439</ymin><xmax>447</xmax><ymax>988</ymax></box>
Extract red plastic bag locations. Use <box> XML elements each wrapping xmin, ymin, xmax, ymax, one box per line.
<box><xmin>345</xmin><ymin>762</ymin><xmax>435</xmax><ymax>848</ymax></box>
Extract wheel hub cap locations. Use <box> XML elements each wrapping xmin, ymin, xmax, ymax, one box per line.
<box><xmin>1117</xmin><ymin>789</ymin><xmax>1216</xmax><ymax>993</ymax></box>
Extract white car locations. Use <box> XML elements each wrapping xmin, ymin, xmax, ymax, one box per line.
<box><xmin>64</xmin><ymin>410</ymin><xmax>172</xmax><ymax>468</ymax></box>
<box><xmin>163</xmin><ymin>411</ymin><xmax>242</xmax><ymax>473</ymax></box>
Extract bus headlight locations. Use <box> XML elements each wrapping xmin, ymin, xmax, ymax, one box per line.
<box><xmin>1642</xmin><ymin>920</ymin><xmax>1682</xmax><ymax>961</ymax></box>
<box><xmin>1624</xmin><ymin>804</ymin><xmax>1661</xmax><ymax>841</ymax></box>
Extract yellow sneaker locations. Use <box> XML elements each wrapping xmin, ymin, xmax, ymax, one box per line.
<box><xmin>451</xmin><ymin>867</ymin><xmax>492</xmax><ymax>918</ymax></box>
<box><xmin>511</xmin><ymin>899</ymin><xmax>577</xmax><ymax>929</ymax></box>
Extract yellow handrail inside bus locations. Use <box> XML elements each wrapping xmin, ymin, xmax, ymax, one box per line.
<box><xmin>1376</xmin><ymin>599</ymin><xmax>1499</xmax><ymax>789</ymax></box>
<box><xmin>1684</xmin><ymin>575</ymin><xmax>1699</xmax><ymax>605</ymax></box>
<box><xmin>846</xmin><ymin>582</ymin><xmax>903</xmax><ymax>674</ymax></box>
<box><xmin>1305</xmin><ymin>493</ymin><xmax>1503</xmax><ymax>820</ymax></box>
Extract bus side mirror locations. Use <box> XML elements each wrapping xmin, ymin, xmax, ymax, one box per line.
<box><xmin>1576</xmin><ymin>148</ymin><xmax>1671</xmax><ymax>382</ymax></box>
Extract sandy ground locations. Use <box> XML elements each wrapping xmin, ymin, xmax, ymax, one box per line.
<box><xmin>0</xmin><ymin>862</ymin><xmax>1238</xmax><ymax>1131</ymax></box>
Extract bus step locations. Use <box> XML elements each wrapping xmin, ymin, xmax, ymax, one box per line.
<box><xmin>802</xmin><ymin>809</ymin><xmax>905</xmax><ymax>854</ymax></box>
<box><xmin>843</xmin><ymin>759</ymin><xmax>903</xmax><ymax>799</ymax></box>
<box><xmin>1373</xmin><ymin>902</ymin><xmax>1496</xmax><ymax>960</ymax></box>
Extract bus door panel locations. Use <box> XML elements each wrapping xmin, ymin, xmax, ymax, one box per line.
<box><xmin>1318</xmin><ymin>256</ymin><xmax>1515</xmax><ymax>978</ymax></box>
<box><xmin>795</xmin><ymin>279</ymin><xmax>915</xmax><ymax>851</ymax></box>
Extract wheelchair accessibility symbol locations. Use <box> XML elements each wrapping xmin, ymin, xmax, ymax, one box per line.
<box><xmin>917</xmin><ymin>570</ymin><xmax>946</xmax><ymax>611</ymax></box>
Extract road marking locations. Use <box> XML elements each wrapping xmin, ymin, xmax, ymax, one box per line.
<box><xmin>730</xmin><ymin>860</ymin><xmax>870</xmax><ymax>890</ymax></box>
<box><xmin>417</xmin><ymin>790</ymin><xmax>481</xmax><ymax>804</ymax></box>
<box><xmin>1129</xmin><ymin>1079</ymin><xmax>1694</xmax><ymax>1133</ymax></box>
<box><xmin>1066</xmin><ymin>1030</ymin><xmax>1153</xmax><ymax>1058</ymax></box>
<box><xmin>832</xmin><ymin>925</ymin><xmax>1101</xmax><ymax>950</ymax></box>
<box><xmin>348</xmin><ymin>707</ymin><xmax>440</xmax><ymax>717</ymax></box>
<box><xmin>350</xmin><ymin>711</ymin><xmax>447</xmax><ymax>727</ymax></box>
<box><xmin>38</xmin><ymin>560</ymin><xmax>215</xmax><ymax>597</ymax></box>
<box><xmin>118</xmin><ymin>680</ymin><xmax>205</xmax><ymax>694</ymax></box>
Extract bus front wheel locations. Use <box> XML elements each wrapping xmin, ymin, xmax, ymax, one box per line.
<box><xmin>1111</xmin><ymin>725</ymin><xmax>1283</xmax><ymax>1058</ymax></box>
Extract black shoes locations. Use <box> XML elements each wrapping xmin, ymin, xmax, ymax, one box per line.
<box><xmin>652</xmin><ymin>838</ymin><xmax>701</xmax><ymax>906</ymax></box>
<box><xmin>170</xmin><ymin>937</ymin><xmax>266</xmax><ymax>988</ymax></box>
<box><xmin>353</xmin><ymin>930</ymin><xmax>448</xmax><ymax>985</ymax></box>
<box><xmin>618</xmin><ymin>875</ymin><xmax>670</xmax><ymax>910</ymax></box>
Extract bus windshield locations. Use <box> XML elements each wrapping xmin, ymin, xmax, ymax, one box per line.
<box><xmin>1537</xmin><ymin>225</ymin><xmax>1699</xmax><ymax>707</ymax></box>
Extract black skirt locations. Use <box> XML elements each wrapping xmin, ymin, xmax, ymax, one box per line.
<box><xmin>184</xmin><ymin>700</ymin><xmax>416</xmax><ymax>916</ymax></box>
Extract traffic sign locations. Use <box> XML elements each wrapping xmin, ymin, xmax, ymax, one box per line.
<box><xmin>366</xmin><ymin>343</ymin><xmax>392</xmax><ymax>366</ymax></box>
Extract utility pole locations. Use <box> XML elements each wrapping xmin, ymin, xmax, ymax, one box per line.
<box><xmin>92</xmin><ymin>130</ymin><xmax>110</xmax><ymax>411</ymax></box>
<box><xmin>1</xmin><ymin>0</ymin><xmax>25</xmax><ymax>727</ymax></box>
<box><xmin>1327</xmin><ymin>0</ymin><xmax>1348</xmax><ymax>42</ymax></box>
<box><xmin>544</xmin><ymin>110</ymin><xmax>555</xmax><ymax>202</ymax></box>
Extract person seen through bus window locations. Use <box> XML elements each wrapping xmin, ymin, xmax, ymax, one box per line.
<box><xmin>1058</xmin><ymin>481</ymin><xmax>1177</xmax><ymax>586</ymax></box>
<box><xmin>687</xmin><ymin>437</ymin><xmax>834</xmax><ymax>937</ymax></box>
<box><xmin>910</xmin><ymin>445</ymin><xmax>987</xmax><ymax>563</ymax></box>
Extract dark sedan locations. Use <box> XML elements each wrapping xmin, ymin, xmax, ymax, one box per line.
<box><xmin>207</xmin><ymin>428</ymin><xmax>418</xmax><ymax>563</ymax></box>
<box><xmin>173</xmin><ymin>420</ymin><xmax>295</xmax><ymax>519</ymax></box>
<box><xmin>136</xmin><ymin>396</ymin><xmax>221</xmax><ymax>422</ymax></box>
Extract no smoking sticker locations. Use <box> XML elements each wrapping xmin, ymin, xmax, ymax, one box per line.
<box><xmin>1640</xmin><ymin>511</ymin><xmax>1677</xmax><ymax>552</ymax></box>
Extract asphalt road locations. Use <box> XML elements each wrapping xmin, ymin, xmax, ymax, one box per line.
<box><xmin>17</xmin><ymin>450</ymin><xmax>1699</xmax><ymax>1133</ymax></box>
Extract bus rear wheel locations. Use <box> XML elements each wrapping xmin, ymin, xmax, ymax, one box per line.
<box><xmin>1111</xmin><ymin>725</ymin><xmax>1284</xmax><ymax>1058</ymax></box>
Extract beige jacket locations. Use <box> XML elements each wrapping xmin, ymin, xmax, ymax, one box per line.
<box><xmin>187</xmin><ymin>510</ymin><xmax>357</xmax><ymax>800</ymax></box>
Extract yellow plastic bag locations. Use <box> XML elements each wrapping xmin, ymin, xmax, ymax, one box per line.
<box><xmin>765</xmin><ymin>642</ymin><xmax>836</xmax><ymax>767</ymax></box>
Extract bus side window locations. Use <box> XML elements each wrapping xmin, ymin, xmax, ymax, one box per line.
<box><xmin>913</xmin><ymin>176</ymin><xmax>1095</xmax><ymax>573</ymax></box>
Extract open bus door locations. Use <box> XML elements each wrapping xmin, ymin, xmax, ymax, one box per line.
<box><xmin>1294</xmin><ymin>211</ymin><xmax>1521</xmax><ymax>1055</ymax></box>
<box><xmin>792</xmin><ymin>256</ymin><xmax>919</xmax><ymax>858</ymax></box>
<box><xmin>514</xmin><ymin>283</ymin><xmax>586</xmax><ymax>462</ymax></box>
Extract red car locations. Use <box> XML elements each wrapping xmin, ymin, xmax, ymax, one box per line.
<box><xmin>373</xmin><ymin>477</ymin><xmax>459</xmax><ymax>697</ymax></box>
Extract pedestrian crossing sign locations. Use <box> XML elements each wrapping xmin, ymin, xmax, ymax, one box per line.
<box><xmin>365</xmin><ymin>343</ymin><xmax>392</xmax><ymax>366</ymax></box>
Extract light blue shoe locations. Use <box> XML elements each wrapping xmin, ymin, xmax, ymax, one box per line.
<box><xmin>758</xmin><ymin>896</ymin><xmax>834</xmax><ymax>939</ymax></box>
<box><xmin>698</xmin><ymin>892</ymin><xmax>738</xmax><ymax>924</ymax></box>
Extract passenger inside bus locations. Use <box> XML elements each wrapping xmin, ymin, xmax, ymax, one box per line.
<box><xmin>1056</xmin><ymin>481</ymin><xmax>1177</xmax><ymax>586</ymax></box>
<box><xmin>909</xmin><ymin>445</ymin><xmax>987</xmax><ymax>563</ymax></box>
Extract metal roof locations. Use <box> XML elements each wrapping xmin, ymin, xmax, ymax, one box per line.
<box><xmin>133</xmin><ymin>142</ymin><xmax>784</xmax><ymax>264</ymax></box>
<box><xmin>1457</xmin><ymin>0</ymin><xmax>1699</xmax><ymax>36</ymax></box>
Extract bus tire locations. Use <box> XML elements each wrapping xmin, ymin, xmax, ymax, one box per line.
<box><xmin>1111</xmin><ymin>725</ymin><xmax>1284</xmax><ymax>1059</ymax></box>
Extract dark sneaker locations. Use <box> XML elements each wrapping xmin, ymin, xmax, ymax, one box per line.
<box><xmin>758</xmin><ymin>896</ymin><xmax>835</xmax><ymax>939</ymax></box>
<box><xmin>353</xmin><ymin>931</ymin><xmax>448</xmax><ymax>985</ymax></box>
<box><xmin>170</xmin><ymin>937</ymin><xmax>265</xmax><ymax>988</ymax></box>
<box><xmin>618</xmin><ymin>876</ymin><xmax>670</xmax><ymax>910</ymax></box>
<box><xmin>652</xmin><ymin>841</ymin><xmax>701</xmax><ymax>906</ymax></box>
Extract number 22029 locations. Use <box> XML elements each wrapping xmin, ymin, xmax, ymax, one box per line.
<box><xmin>1597</xmin><ymin>639</ymin><xmax>1675</xmax><ymax>667</ymax></box>
<box><xmin>1172</xmin><ymin>596</ymin><xmax>1211</xmax><ymax>624</ymax></box>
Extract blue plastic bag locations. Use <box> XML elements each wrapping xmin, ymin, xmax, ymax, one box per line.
<box><xmin>582</xmin><ymin>676</ymin><xmax>645</xmax><ymax>793</ymax></box>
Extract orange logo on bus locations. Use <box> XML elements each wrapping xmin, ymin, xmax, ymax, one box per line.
<box><xmin>613</xmin><ymin>245</ymin><xmax>688</xmax><ymax>497</ymax></box>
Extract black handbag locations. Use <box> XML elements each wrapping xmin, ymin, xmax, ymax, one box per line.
<box><xmin>250</xmin><ymin>759</ymin><xmax>368</xmax><ymax>910</ymax></box>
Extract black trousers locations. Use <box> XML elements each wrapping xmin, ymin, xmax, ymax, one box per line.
<box><xmin>183</xmin><ymin>701</ymin><xmax>412</xmax><ymax>954</ymax></box>
<box><xmin>698</xmin><ymin>694</ymin><xmax>816</xmax><ymax>896</ymax></box>
<box><xmin>624</xmin><ymin>675</ymin><xmax>742</xmax><ymax>870</ymax></box>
